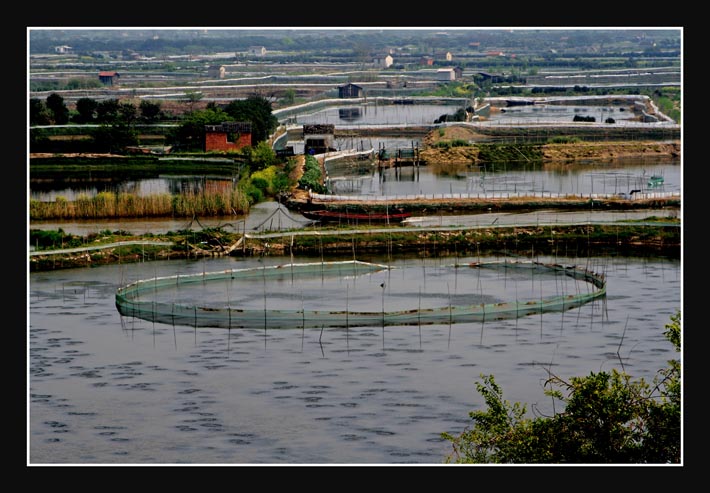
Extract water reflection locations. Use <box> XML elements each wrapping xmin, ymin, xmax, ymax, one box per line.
<box><xmin>294</xmin><ymin>103</ymin><xmax>462</xmax><ymax>126</ymax></box>
<box><xmin>31</xmin><ymin>176</ymin><xmax>236</xmax><ymax>202</ymax></box>
<box><xmin>491</xmin><ymin>104</ymin><xmax>640</xmax><ymax>125</ymax></box>
<box><xmin>338</xmin><ymin>108</ymin><xmax>362</xmax><ymax>121</ymax></box>
<box><xmin>327</xmin><ymin>159</ymin><xmax>680</xmax><ymax>197</ymax></box>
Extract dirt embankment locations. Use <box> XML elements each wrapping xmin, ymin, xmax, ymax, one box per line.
<box><xmin>419</xmin><ymin>125</ymin><xmax>680</xmax><ymax>165</ymax></box>
<box><xmin>540</xmin><ymin>141</ymin><xmax>680</xmax><ymax>162</ymax></box>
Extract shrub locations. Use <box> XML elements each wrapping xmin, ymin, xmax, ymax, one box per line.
<box><xmin>442</xmin><ymin>311</ymin><xmax>681</xmax><ymax>464</ymax></box>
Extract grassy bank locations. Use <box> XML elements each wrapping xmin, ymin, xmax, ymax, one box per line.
<box><xmin>29</xmin><ymin>219</ymin><xmax>680</xmax><ymax>272</ymax></box>
<box><xmin>244</xmin><ymin>222</ymin><xmax>680</xmax><ymax>259</ymax></box>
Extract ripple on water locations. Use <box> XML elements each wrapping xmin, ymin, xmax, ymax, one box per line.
<box><xmin>178</xmin><ymin>388</ymin><xmax>202</xmax><ymax>395</ymax></box>
<box><xmin>29</xmin><ymin>255</ymin><xmax>680</xmax><ymax>464</ymax></box>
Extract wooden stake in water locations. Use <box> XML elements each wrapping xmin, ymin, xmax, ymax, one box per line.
<box><xmin>381</xmin><ymin>281</ymin><xmax>386</xmax><ymax>327</ymax></box>
<box><xmin>447</xmin><ymin>282</ymin><xmax>452</xmax><ymax>349</ymax></box>
<box><xmin>418</xmin><ymin>287</ymin><xmax>422</xmax><ymax>348</ymax></box>
<box><xmin>263</xmin><ymin>265</ymin><xmax>268</xmax><ymax>333</ymax></box>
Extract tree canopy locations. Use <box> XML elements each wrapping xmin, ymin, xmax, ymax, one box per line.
<box><xmin>224</xmin><ymin>95</ymin><xmax>279</xmax><ymax>144</ymax></box>
<box><xmin>45</xmin><ymin>93</ymin><xmax>69</xmax><ymax>125</ymax></box>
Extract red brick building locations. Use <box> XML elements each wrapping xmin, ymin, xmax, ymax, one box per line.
<box><xmin>204</xmin><ymin>122</ymin><xmax>252</xmax><ymax>152</ymax></box>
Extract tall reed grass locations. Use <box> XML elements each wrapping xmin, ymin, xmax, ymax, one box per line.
<box><xmin>30</xmin><ymin>188</ymin><xmax>251</xmax><ymax>220</ymax></box>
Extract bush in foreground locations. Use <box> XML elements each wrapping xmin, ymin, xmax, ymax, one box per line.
<box><xmin>442</xmin><ymin>311</ymin><xmax>681</xmax><ymax>464</ymax></box>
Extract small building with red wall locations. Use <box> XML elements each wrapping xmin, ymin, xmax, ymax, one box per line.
<box><xmin>98</xmin><ymin>71</ymin><xmax>120</xmax><ymax>86</ymax></box>
<box><xmin>204</xmin><ymin>122</ymin><xmax>252</xmax><ymax>152</ymax></box>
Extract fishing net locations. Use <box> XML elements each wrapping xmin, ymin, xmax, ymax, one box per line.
<box><xmin>116</xmin><ymin>259</ymin><xmax>606</xmax><ymax>329</ymax></box>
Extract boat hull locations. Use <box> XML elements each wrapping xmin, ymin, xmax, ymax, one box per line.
<box><xmin>301</xmin><ymin>210</ymin><xmax>411</xmax><ymax>223</ymax></box>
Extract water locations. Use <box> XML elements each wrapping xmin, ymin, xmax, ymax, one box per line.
<box><xmin>327</xmin><ymin>159</ymin><xmax>680</xmax><ymax>198</ymax></box>
<box><xmin>286</xmin><ymin>102</ymin><xmax>642</xmax><ymax>127</ymax></box>
<box><xmin>30</xmin><ymin>175</ymin><xmax>237</xmax><ymax>202</ymax></box>
<box><xmin>487</xmin><ymin>104</ymin><xmax>641</xmax><ymax>125</ymax></box>
<box><xmin>30</xmin><ymin>158</ymin><xmax>680</xmax><ymax>203</ymax></box>
<box><xmin>29</xmin><ymin>253</ymin><xmax>681</xmax><ymax>464</ymax></box>
<box><xmin>290</xmin><ymin>103</ymin><xmax>465</xmax><ymax>127</ymax></box>
<box><xmin>30</xmin><ymin>99</ymin><xmax>679</xmax><ymax>202</ymax></box>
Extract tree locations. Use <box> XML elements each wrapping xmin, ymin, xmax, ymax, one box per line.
<box><xmin>96</xmin><ymin>99</ymin><xmax>122</xmax><ymax>123</ymax></box>
<box><xmin>91</xmin><ymin>124</ymin><xmax>138</xmax><ymax>154</ymax></box>
<box><xmin>118</xmin><ymin>101</ymin><xmax>138</xmax><ymax>124</ymax></box>
<box><xmin>246</xmin><ymin>141</ymin><xmax>277</xmax><ymax>171</ymax></box>
<box><xmin>46</xmin><ymin>93</ymin><xmax>69</xmax><ymax>125</ymax></box>
<box><xmin>282</xmin><ymin>88</ymin><xmax>296</xmax><ymax>106</ymax></box>
<box><xmin>139</xmin><ymin>100</ymin><xmax>162</xmax><ymax>122</ymax></box>
<box><xmin>30</xmin><ymin>98</ymin><xmax>51</xmax><ymax>126</ymax></box>
<box><xmin>224</xmin><ymin>95</ymin><xmax>279</xmax><ymax>144</ymax></box>
<box><xmin>442</xmin><ymin>311</ymin><xmax>681</xmax><ymax>464</ymax></box>
<box><xmin>74</xmin><ymin>98</ymin><xmax>98</xmax><ymax>123</ymax></box>
<box><xmin>184</xmin><ymin>90</ymin><xmax>204</xmax><ymax>112</ymax></box>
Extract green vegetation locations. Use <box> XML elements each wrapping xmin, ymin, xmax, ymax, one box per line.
<box><xmin>30</xmin><ymin>142</ymin><xmax>298</xmax><ymax>219</ymax></box>
<box><xmin>427</xmin><ymin>81</ymin><xmax>476</xmax><ymax>98</ymax></box>
<box><xmin>298</xmin><ymin>154</ymin><xmax>328</xmax><ymax>194</ymax></box>
<box><xmin>652</xmin><ymin>86</ymin><xmax>681</xmax><ymax>123</ymax></box>
<box><xmin>30</xmin><ymin>228</ymin><xmax>82</xmax><ymax>250</ymax></box>
<box><xmin>30</xmin><ymin>93</ymin><xmax>279</xmax><ymax>154</ymax></box>
<box><xmin>476</xmin><ymin>143</ymin><xmax>543</xmax><ymax>163</ymax></box>
<box><xmin>223</xmin><ymin>96</ymin><xmax>279</xmax><ymax>144</ymax></box>
<box><xmin>29</xmin><ymin>219</ymin><xmax>680</xmax><ymax>272</ymax></box>
<box><xmin>242</xmin><ymin>222</ymin><xmax>680</xmax><ymax>260</ymax></box>
<box><xmin>547</xmin><ymin>136</ymin><xmax>582</xmax><ymax>144</ymax></box>
<box><xmin>29</xmin><ymin>155</ymin><xmax>242</xmax><ymax>175</ymax></box>
<box><xmin>441</xmin><ymin>311</ymin><xmax>680</xmax><ymax>464</ymax></box>
<box><xmin>434</xmin><ymin>139</ymin><xmax>471</xmax><ymax>149</ymax></box>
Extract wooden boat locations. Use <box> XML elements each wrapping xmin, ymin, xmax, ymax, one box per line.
<box><xmin>301</xmin><ymin>209</ymin><xmax>411</xmax><ymax>223</ymax></box>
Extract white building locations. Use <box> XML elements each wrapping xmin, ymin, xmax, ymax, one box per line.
<box><xmin>436</xmin><ymin>68</ymin><xmax>456</xmax><ymax>81</ymax></box>
<box><xmin>374</xmin><ymin>54</ymin><xmax>393</xmax><ymax>68</ymax></box>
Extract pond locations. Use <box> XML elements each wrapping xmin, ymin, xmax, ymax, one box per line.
<box><xmin>29</xmin><ymin>252</ymin><xmax>680</xmax><ymax>464</ymax></box>
<box><xmin>289</xmin><ymin>103</ymin><xmax>466</xmax><ymax>126</ymax></box>
<box><xmin>325</xmin><ymin>158</ymin><xmax>681</xmax><ymax>198</ymax></box>
<box><xmin>30</xmin><ymin>157</ymin><xmax>680</xmax><ymax>203</ymax></box>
